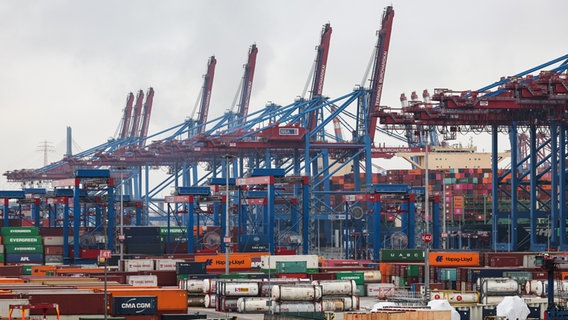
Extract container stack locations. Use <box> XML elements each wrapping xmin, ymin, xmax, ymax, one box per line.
<box><xmin>270</xmin><ymin>283</ymin><xmax>323</xmax><ymax>313</ymax></box>
<box><xmin>42</xmin><ymin>234</ymin><xmax>64</xmax><ymax>265</ymax></box>
<box><xmin>215</xmin><ymin>280</ymin><xmax>262</xmax><ymax>312</ymax></box>
<box><xmin>2</xmin><ymin>227</ymin><xmax>43</xmax><ymax>265</ymax></box>
<box><xmin>177</xmin><ymin>261</ymin><xmax>209</xmax><ymax>307</ymax></box>
<box><xmin>160</xmin><ymin>226</ymin><xmax>189</xmax><ymax>253</ymax></box>
<box><xmin>312</xmin><ymin>279</ymin><xmax>360</xmax><ymax>312</ymax></box>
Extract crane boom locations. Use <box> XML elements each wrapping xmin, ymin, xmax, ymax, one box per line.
<box><xmin>129</xmin><ymin>90</ymin><xmax>144</xmax><ymax>137</ymax></box>
<box><xmin>308</xmin><ymin>23</ymin><xmax>333</xmax><ymax>133</ymax></box>
<box><xmin>197</xmin><ymin>56</ymin><xmax>217</xmax><ymax>134</ymax></box>
<box><xmin>236</xmin><ymin>44</ymin><xmax>258</xmax><ymax>124</ymax></box>
<box><xmin>119</xmin><ymin>92</ymin><xmax>134</xmax><ymax>139</ymax></box>
<box><xmin>138</xmin><ymin>87</ymin><xmax>155</xmax><ymax>144</ymax></box>
<box><xmin>367</xmin><ymin>6</ymin><xmax>394</xmax><ymax>142</ymax></box>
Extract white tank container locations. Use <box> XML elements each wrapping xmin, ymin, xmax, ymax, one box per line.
<box><xmin>363</xmin><ymin>270</ymin><xmax>382</xmax><ymax>282</ymax></box>
<box><xmin>220</xmin><ymin>281</ymin><xmax>260</xmax><ymax>296</ymax></box>
<box><xmin>202</xmin><ymin>278</ymin><xmax>217</xmax><ymax>293</ymax></box>
<box><xmin>447</xmin><ymin>291</ymin><xmax>479</xmax><ymax>304</ymax></box>
<box><xmin>321</xmin><ymin>296</ymin><xmax>360</xmax><ymax>311</ymax></box>
<box><xmin>204</xmin><ymin>293</ymin><xmax>217</xmax><ymax>308</ymax></box>
<box><xmin>534</xmin><ymin>280</ymin><xmax>568</xmax><ymax>297</ymax></box>
<box><xmin>237</xmin><ymin>297</ymin><xmax>272</xmax><ymax>312</ymax></box>
<box><xmin>271</xmin><ymin>284</ymin><xmax>323</xmax><ymax>301</ymax></box>
<box><xmin>216</xmin><ymin>296</ymin><xmax>239</xmax><ymax>312</ymax></box>
<box><xmin>260</xmin><ymin>280</ymin><xmax>297</xmax><ymax>297</ymax></box>
<box><xmin>179</xmin><ymin>279</ymin><xmax>205</xmax><ymax>293</ymax></box>
<box><xmin>481</xmin><ymin>278</ymin><xmax>519</xmax><ymax>296</ymax></box>
<box><xmin>312</xmin><ymin>280</ymin><xmax>357</xmax><ymax>296</ymax></box>
<box><xmin>272</xmin><ymin>302</ymin><xmax>323</xmax><ymax>313</ymax></box>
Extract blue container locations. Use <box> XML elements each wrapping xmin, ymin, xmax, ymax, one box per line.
<box><xmin>5</xmin><ymin>253</ymin><xmax>43</xmax><ymax>263</ymax></box>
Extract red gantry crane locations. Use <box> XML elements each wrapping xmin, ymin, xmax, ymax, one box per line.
<box><xmin>366</xmin><ymin>6</ymin><xmax>394</xmax><ymax>142</ymax></box>
<box><xmin>195</xmin><ymin>56</ymin><xmax>217</xmax><ymax>135</ymax></box>
<box><xmin>138</xmin><ymin>87</ymin><xmax>155</xmax><ymax>145</ymax></box>
<box><xmin>234</xmin><ymin>44</ymin><xmax>258</xmax><ymax>126</ymax></box>
<box><xmin>119</xmin><ymin>92</ymin><xmax>135</xmax><ymax>140</ymax></box>
<box><xmin>307</xmin><ymin>23</ymin><xmax>333</xmax><ymax>135</ymax></box>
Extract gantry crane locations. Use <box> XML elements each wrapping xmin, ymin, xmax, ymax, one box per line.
<box><xmin>228</xmin><ymin>44</ymin><xmax>258</xmax><ymax>127</ymax></box>
<box><xmin>378</xmin><ymin>54</ymin><xmax>568</xmax><ymax>251</ymax></box>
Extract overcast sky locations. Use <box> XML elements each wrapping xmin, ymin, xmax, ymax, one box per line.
<box><xmin>1</xmin><ymin>0</ymin><xmax>566</xmax><ymax>189</ymax></box>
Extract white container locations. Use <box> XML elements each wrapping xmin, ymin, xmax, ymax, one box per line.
<box><xmin>273</xmin><ymin>302</ymin><xmax>323</xmax><ymax>313</ymax></box>
<box><xmin>365</xmin><ymin>283</ymin><xmax>395</xmax><ymax>299</ymax></box>
<box><xmin>220</xmin><ymin>282</ymin><xmax>260</xmax><ymax>296</ymax></box>
<box><xmin>123</xmin><ymin>259</ymin><xmax>154</xmax><ymax>272</ymax></box>
<box><xmin>237</xmin><ymin>297</ymin><xmax>272</xmax><ymax>312</ymax></box>
<box><xmin>312</xmin><ymin>280</ymin><xmax>357</xmax><ymax>296</ymax></box>
<box><xmin>127</xmin><ymin>275</ymin><xmax>158</xmax><ymax>287</ymax></box>
<box><xmin>260</xmin><ymin>254</ymin><xmax>319</xmax><ymax>271</ymax></box>
<box><xmin>179</xmin><ymin>279</ymin><xmax>205</xmax><ymax>293</ymax></box>
<box><xmin>523</xmin><ymin>255</ymin><xmax>538</xmax><ymax>268</ymax></box>
<box><xmin>363</xmin><ymin>270</ymin><xmax>382</xmax><ymax>282</ymax></box>
<box><xmin>155</xmin><ymin>258</ymin><xmax>184</xmax><ymax>271</ymax></box>
<box><xmin>447</xmin><ymin>291</ymin><xmax>479</xmax><ymax>304</ymax></box>
<box><xmin>272</xmin><ymin>284</ymin><xmax>322</xmax><ymax>301</ymax></box>
<box><xmin>204</xmin><ymin>294</ymin><xmax>217</xmax><ymax>308</ymax></box>
<box><xmin>43</xmin><ymin>236</ymin><xmax>64</xmax><ymax>246</ymax></box>
<box><xmin>481</xmin><ymin>278</ymin><xmax>519</xmax><ymax>296</ymax></box>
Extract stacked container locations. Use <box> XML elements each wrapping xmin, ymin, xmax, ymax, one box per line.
<box><xmin>2</xmin><ymin>227</ymin><xmax>43</xmax><ymax>264</ymax></box>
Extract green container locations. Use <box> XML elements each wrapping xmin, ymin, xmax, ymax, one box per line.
<box><xmin>3</xmin><ymin>236</ymin><xmax>43</xmax><ymax>245</ymax></box>
<box><xmin>23</xmin><ymin>265</ymin><xmax>33</xmax><ymax>275</ymax></box>
<box><xmin>5</xmin><ymin>244</ymin><xmax>44</xmax><ymax>254</ymax></box>
<box><xmin>1</xmin><ymin>227</ymin><xmax>39</xmax><ymax>236</ymax></box>
<box><xmin>356</xmin><ymin>284</ymin><xmax>366</xmax><ymax>297</ymax></box>
<box><xmin>380</xmin><ymin>249</ymin><xmax>425</xmax><ymax>262</ymax></box>
<box><xmin>0</xmin><ymin>254</ymin><xmax>4</xmax><ymax>263</ymax></box>
<box><xmin>336</xmin><ymin>271</ymin><xmax>364</xmax><ymax>285</ymax></box>
<box><xmin>277</xmin><ymin>261</ymin><xmax>307</xmax><ymax>274</ymax></box>
<box><xmin>504</xmin><ymin>271</ymin><xmax>532</xmax><ymax>283</ymax></box>
<box><xmin>407</xmin><ymin>265</ymin><xmax>420</xmax><ymax>277</ymax></box>
<box><xmin>440</xmin><ymin>268</ymin><xmax>457</xmax><ymax>281</ymax></box>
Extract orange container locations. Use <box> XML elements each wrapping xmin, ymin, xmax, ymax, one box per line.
<box><xmin>0</xmin><ymin>277</ymin><xmax>25</xmax><ymax>283</ymax></box>
<box><xmin>429</xmin><ymin>251</ymin><xmax>480</xmax><ymax>267</ymax></box>
<box><xmin>31</xmin><ymin>265</ymin><xmax>57</xmax><ymax>276</ymax></box>
<box><xmin>55</xmin><ymin>267</ymin><xmax>105</xmax><ymax>275</ymax></box>
<box><xmin>194</xmin><ymin>251</ymin><xmax>268</xmax><ymax>271</ymax></box>
<box><xmin>103</xmin><ymin>287</ymin><xmax>187</xmax><ymax>311</ymax></box>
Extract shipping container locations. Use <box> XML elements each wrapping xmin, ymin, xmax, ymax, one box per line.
<box><xmin>379</xmin><ymin>249</ymin><xmax>425</xmax><ymax>262</ymax></box>
<box><xmin>112</xmin><ymin>296</ymin><xmax>158</xmax><ymax>316</ymax></box>
<box><xmin>335</xmin><ymin>272</ymin><xmax>364</xmax><ymax>285</ymax></box>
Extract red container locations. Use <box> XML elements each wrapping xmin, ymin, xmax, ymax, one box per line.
<box><xmin>28</xmin><ymin>292</ymin><xmax>106</xmax><ymax>315</ymax></box>
<box><xmin>44</xmin><ymin>246</ymin><xmax>64</xmax><ymax>255</ymax></box>
<box><xmin>309</xmin><ymin>272</ymin><xmax>336</xmax><ymax>281</ymax></box>
<box><xmin>0</xmin><ymin>265</ymin><xmax>24</xmax><ymax>277</ymax></box>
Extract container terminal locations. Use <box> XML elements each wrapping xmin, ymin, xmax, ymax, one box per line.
<box><xmin>1</xmin><ymin>4</ymin><xmax>568</xmax><ymax>320</ymax></box>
